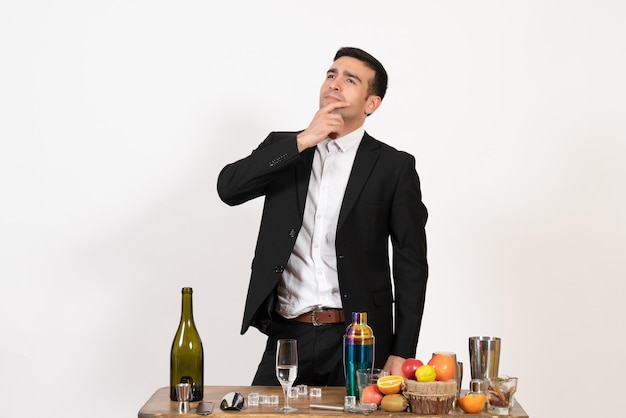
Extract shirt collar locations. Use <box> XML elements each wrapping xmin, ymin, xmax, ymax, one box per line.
<box><xmin>319</xmin><ymin>126</ymin><xmax>365</xmax><ymax>153</ymax></box>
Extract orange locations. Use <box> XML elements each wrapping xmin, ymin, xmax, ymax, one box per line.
<box><xmin>415</xmin><ymin>365</ymin><xmax>436</xmax><ymax>382</ymax></box>
<box><xmin>457</xmin><ymin>393</ymin><xmax>486</xmax><ymax>413</ymax></box>
<box><xmin>376</xmin><ymin>375</ymin><xmax>404</xmax><ymax>395</ymax></box>
<box><xmin>427</xmin><ymin>353</ymin><xmax>456</xmax><ymax>381</ymax></box>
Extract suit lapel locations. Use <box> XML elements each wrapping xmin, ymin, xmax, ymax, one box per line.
<box><xmin>337</xmin><ymin>133</ymin><xmax>380</xmax><ymax>231</ymax></box>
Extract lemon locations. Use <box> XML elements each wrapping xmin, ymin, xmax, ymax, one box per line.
<box><xmin>415</xmin><ymin>365</ymin><xmax>436</xmax><ymax>382</ymax></box>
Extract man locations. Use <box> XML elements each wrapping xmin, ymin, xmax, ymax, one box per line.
<box><xmin>217</xmin><ymin>47</ymin><xmax>428</xmax><ymax>386</ymax></box>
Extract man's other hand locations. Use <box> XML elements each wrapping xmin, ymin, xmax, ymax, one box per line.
<box><xmin>383</xmin><ymin>355</ymin><xmax>406</xmax><ymax>377</ymax></box>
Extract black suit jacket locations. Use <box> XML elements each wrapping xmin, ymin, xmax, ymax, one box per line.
<box><xmin>217</xmin><ymin>131</ymin><xmax>428</xmax><ymax>365</ymax></box>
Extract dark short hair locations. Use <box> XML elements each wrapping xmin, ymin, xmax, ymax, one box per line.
<box><xmin>334</xmin><ymin>47</ymin><xmax>388</xmax><ymax>100</ymax></box>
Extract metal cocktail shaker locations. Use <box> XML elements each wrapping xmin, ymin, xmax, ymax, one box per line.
<box><xmin>468</xmin><ymin>336</ymin><xmax>501</xmax><ymax>380</ymax></box>
<box><xmin>343</xmin><ymin>312</ymin><xmax>374</xmax><ymax>399</ymax></box>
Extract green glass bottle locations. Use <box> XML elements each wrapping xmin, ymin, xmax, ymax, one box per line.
<box><xmin>170</xmin><ymin>287</ymin><xmax>204</xmax><ymax>401</ymax></box>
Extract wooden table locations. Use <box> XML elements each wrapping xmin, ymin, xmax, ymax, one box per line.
<box><xmin>138</xmin><ymin>386</ymin><xmax>529</xmax><ymax>418</ymax></box>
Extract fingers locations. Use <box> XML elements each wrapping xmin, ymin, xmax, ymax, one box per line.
<box><xmin>315</xmin><ymin>110</ymin><xmax>344</xmax><ymax>138</ymax></box>
<box><xmin>296</xmin><ymin>101</ymin><xmax>350</xmax><ymax>151</ymax></box>
<box><xmin>315</xmin><ymin>101</ymin><xmax>349</xmax><ymax>133</ymax></box>
<box><xmin>321</xmin><ymin>100</ymin><xmax>350</xmax><ymax>114</ymax></box>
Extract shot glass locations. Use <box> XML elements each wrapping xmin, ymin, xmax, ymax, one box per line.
<box><xmin>487</xmin><ymin>376</ymin><xmax>518</xmax><ymax>415</ymax></box>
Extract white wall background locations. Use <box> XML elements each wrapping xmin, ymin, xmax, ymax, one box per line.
<box><xmin>1</xmin><ymin>1</ymin><xmax>624</xmax><ymax>417</ymax></box>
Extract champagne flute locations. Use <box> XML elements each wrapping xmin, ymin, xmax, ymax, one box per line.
<box><xmin>276</xmin><ymin>339</ymin><xmax>298</xmax><ymax>412</ymax></box>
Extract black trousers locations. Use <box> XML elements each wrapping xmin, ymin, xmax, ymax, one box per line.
<box><xmin>252</xmin><ymin>313</ymin><xmax>346</xmax><ymax>386</ymax></box>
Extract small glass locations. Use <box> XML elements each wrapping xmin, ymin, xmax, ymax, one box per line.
<box><xmin>487</xmin><ymin>376</ymin><xmax>518</xmax><ymax>415</ymax></box>
<box><xmin>356</xmin><ymin>368</ymin><xmax>388</xmax><ymax>404</ymax></box>
<box><xmin>456</xmin><ymin>362</ymin><xmax>463</xmax><ymax>399</ymax></box>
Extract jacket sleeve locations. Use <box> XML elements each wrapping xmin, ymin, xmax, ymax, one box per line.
<box><xmin>389</xmin><ymin>153</ymin><xmax>429</xmax><ymax>358</ymax></box>
<box><xmin>217</xmin><ymin>132</ymin><xmax>302</xmax><ymax>206</ymax></box>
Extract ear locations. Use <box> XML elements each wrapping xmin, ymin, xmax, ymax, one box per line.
<box><xmin>365</xmin><ymin>95</ymin><xmax>382</xmax><ymax>116</ymax></box>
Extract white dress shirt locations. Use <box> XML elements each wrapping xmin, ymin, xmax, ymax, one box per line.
<box><xmin>276</xmin><ymin>126</ymin><xmax>365</xmax><ymax>319</ymax></box>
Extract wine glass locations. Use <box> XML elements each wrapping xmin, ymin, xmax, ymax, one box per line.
<box><xmin>275</xmin><ymin>339</ymin><xmax>298</xmax><ymax>412</ymax></box>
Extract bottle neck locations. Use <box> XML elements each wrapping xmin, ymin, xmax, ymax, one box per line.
<box><xmin>180</xmin><ymin>288</ymin><xmax>195</xmax><ymax>324</ymax></box>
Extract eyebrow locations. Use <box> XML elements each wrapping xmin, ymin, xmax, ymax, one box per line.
<box><xmin>327</xmin><ymin>68</ymin><xmax>362</xmax><ymax>84</ymax></box>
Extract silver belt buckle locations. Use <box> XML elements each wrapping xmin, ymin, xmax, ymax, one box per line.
<box><xmin>311</xmin><ymin>309</ymin><xmax>324</xmax><ymax>326</ymax></box>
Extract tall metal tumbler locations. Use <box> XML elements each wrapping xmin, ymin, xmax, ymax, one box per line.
<box><xmin>468</xmin><ymin>336</ymin><xmax>501</xmax><ymax>380</ymax></box>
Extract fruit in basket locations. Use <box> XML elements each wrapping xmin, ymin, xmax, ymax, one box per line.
<box><xmin>457</xmin><ymin>393</ymin><xmax>486</xmax><ymax>413</ymax></box>
<box><xmin>401</xmin><ymin>358</ymin><xmax>424</xmax><ymax>379</ymax></box>
<box><xmin>361</xmin><ymin>384</ymin><xmax>384</xmax><ymax>405</ymax></box>
<box><xmin>380</xmin><ymin>394</ymin><xmax>409</xmax><ymax>412</ymax></box>
<box><xmin>428</xmin><ymin>353</ymin><xmax>456</xmax><ymax>381</ymax></box>
<box><xmin>415</xmin><ymin>364</ymin><xmax>436</xmax><ymax>382</ymax></box>
<box><xmin>376</xmin><ymin>375</ymin><xmax>404</xmax><ymax>395</ymax></box>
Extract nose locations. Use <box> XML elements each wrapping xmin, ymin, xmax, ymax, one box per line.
<box><xmin>328</xmin><ymin>77</ymin><xmax>341</xmax><ymax>91</ymax></box>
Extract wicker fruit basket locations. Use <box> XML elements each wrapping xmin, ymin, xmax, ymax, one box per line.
<box><xmin>403</xmin><ymin>379</ymin><xmax>457</xmax><ymax>415</ymax></box>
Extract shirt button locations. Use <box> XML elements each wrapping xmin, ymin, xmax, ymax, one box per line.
<box><xmin>274</xmin><ymin>266</ymin><xmax>285</xmax><ymax>273</ymax></box>
<box><xmin>289</xmin><ymin>229</ymin><xmax>296</xmax><ymax>238</ymax></box>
